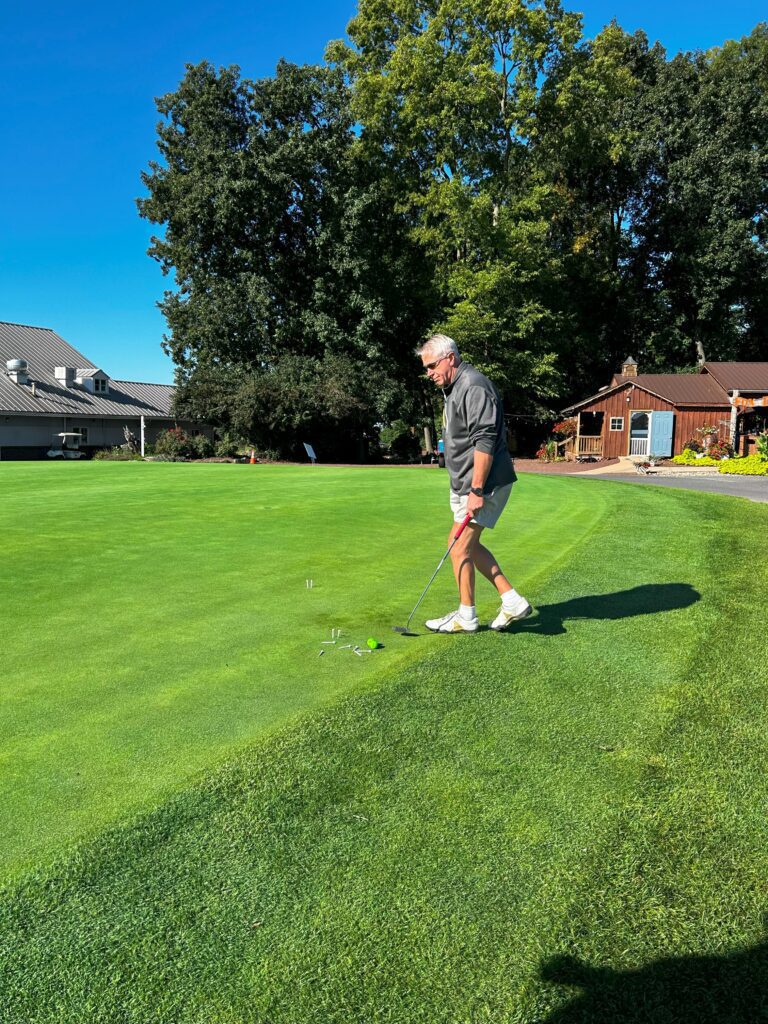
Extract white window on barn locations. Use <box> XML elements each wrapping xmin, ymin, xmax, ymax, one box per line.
<box><xmin>610</xmin><ymin>417</ymin><xmax>624</xmax><ymax>431</ymax></box>
<box><xmin>94</xmin><ymin>378</ymin><xmax>108</xmax><ymax>394</ymax></box>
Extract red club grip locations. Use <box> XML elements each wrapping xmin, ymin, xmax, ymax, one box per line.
<box><xmin>453</xmin><ymin>513</ymin><xmax>472</xmax><ymax>541</ymax></box>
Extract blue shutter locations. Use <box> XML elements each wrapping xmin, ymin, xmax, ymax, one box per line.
<box><xmin>650</xmin><ymin>411</ymin><xmax>674</xmax><ymax>456</ymax></box>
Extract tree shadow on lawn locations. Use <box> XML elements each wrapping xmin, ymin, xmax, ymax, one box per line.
<box><xmin>538</xmin><ymin>937</ymin><xmax>768</xmax><ymax>1023</ymax></box>
<box><xmin>504</xmin><ymin>583</ymin><xmax>700</xmax><ymax>637</ymax></box>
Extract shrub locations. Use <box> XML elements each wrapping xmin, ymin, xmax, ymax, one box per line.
<box><xmin>189</xmin><ymin>433</ymin><xmax>214</xmax><ymax>459</ymax></box>
<box><xmin>551</xmin><ymin>418</ymin><xmax>577</xmax><ymax>440</ymax></box>
<box><xmin>152</xmin><ymin>431</ymin><xmax>215</xmax><ymax>460</ymax></box>
<box><xmin>380</xmin><ymin>420</ymin><xmax>421</xmax><ymax>462</ymax></box>
<box><xmin>214</xmin><ymin>433</ymin><xmax>245</xmax><ymax>459</ymax></box>
<box><xmin>92</xmin><ymin>447</ymin><xmax>142</xmax><ymax>461</ymax></box>
<box><xmin>756</xmin><ymin>432</ymin><xmax>768</xmax><ymax>460</ymax></box>
<box><xmin>718</xmin><ymin>455</ymin><xmax>768</xmax><ymax>476</ymax></box>
<box><xmin>153</xmin><ymin>427</ymin><xmax>194</xmax><ymax>459</ymax></box>
<box><xmin>255</xmin><ymin>448</ymin><xmax>281</xmax><ymax>462</ymax></box>
<box><xmin>671</xmin><ymin>450</ymin><xmax>720</xmax><ymax>466</ymax></box>
<box><xmin>705</xmin><ymin>439</ymin><xmax>734</xmax><ymax>460</ymax></box>
<box><xmin>536</xmin><ymin>439</ymin><xmax>558</xmax><ymax>462</ymax></box>
<box><xmin>690</xmin><ymin>423</ymin><xmax>734</xmax><ymax>459</ymax></box>
<box><xmin>683</xmin><ymin>431</ymin><xmax>732</xmax><ymax>458</ymax></box>
<box><xmin>672</xmin><ymin>449</ymin><xmax>696</xmax><ymax>465</ymax></box>
<box><xmin>675</xmin><ymin>441</ymin><xmax>732</xmax><ymax>463</ymax></box>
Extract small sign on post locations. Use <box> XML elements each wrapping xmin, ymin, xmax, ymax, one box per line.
<box><xmin>303</xmin><ymin>442</ymin><xmax>318</xmax><ymax>465</ymax></box>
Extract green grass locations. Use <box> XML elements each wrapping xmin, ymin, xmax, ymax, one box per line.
<box><xmin>0</xmin><ymin>462</ymin><xmax>604</xmax><ymax>878</ymax></box>
<box><xmin>2</xmin><ymin>464</ymin><xmax>768</xmax><ymax>1022</ymax></box>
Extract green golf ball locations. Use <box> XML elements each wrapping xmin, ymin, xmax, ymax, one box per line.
<box><xmin>366</xmin><ymin>637</ymin><xmax>381</xmax><ymax>650</ymax></box>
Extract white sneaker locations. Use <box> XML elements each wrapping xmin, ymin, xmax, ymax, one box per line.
<box><xmin>490</xmin><ymin>595</ymin><xmax>532</xmax><ymax>631</ymax></box>
<box><xmin>425</xmin><ymin>609</ymin><xmax>479</xmax><ymax>633</ymax></box>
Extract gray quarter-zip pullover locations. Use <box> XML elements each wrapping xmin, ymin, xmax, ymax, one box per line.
<box><xmin>442</xmin><ymin>361</ymin><xmax>516</xmax><ymax>495</ymax></box>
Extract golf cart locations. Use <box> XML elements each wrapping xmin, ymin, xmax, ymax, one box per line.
<box><xmin>46</xmin><ymin>432</ymin><xmax>85</xmax><ymax>460</ymax></box>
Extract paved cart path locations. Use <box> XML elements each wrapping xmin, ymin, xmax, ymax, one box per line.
<box><xmin>514</xmin><ymin>457</ymin><xmax>768</xmax><ymax>503</ymax></box>
<box><xmin>582</xmin><ymin>471</ymin><xmax>768</xmax><ymax>503</ymax></box>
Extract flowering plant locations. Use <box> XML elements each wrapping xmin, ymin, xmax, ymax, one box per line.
<box><xmin>705</xmin><ymin>439</ymin><xmax>734</xmax><ymax>461</ymax></box>
<box><xmin>536</xmin><ymin>439</ymin><xmax>558</xmax><ymax>462</ymax></box>
<box><xmin>672</xmin><ymin>450</ymin><xmax>720</xmax><ymax>466</ymax></box>
<box><xmin>153</xmin><ymin>426</ymin><xmax>196</xmax><ymax>459</ymax></box>
<box><xmin>551</xmin><ymin>418</ymin><xmax>577</xmax><ymax>439</ymax></box>
<box><xmin>697</xmin><ymin>424</ymin><xmax>720</xmax><ymax>440</ymax></box>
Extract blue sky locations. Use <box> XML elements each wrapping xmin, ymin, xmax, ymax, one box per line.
<box><xmin>2</xmin><ymin>1</ymin><xmax>765</xmax><ymax>384</ymax></box>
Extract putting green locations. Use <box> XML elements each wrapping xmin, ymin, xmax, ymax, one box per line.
<box><xmin>0</xmin><ymin>462</ymin><xmax>606</xmax><ymax>878</ymax></box>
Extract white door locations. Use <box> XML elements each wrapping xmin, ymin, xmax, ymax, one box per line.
<box><xmin>629</xmin><ymin>412</ymin><xmax>651</xmax><ymax>456</ymax></box>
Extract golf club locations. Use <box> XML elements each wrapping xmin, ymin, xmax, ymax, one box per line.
<box><xmin>392</xmin><ymin>513</ymin><xmax>472</xmax><ymax>635</ymax></box>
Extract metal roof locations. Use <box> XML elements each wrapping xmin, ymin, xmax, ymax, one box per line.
<box><xmin>0</xmin><ymin>321</ymin><xmax>176</xmax><ymax>419</ymax></box>
<box><xmin>702</xmin><ymin>362</ymin><xmax>768</xmax><ymax>393</ymax></box>
<box><xmin>631</xmin><ymin>374</ymin><xmax>731</xmax><ymax>405</ymax></box>
<box><xmin>563</xmin><ymin>373</ymin><xmax>730</xmax><ymax>414</ymax></box>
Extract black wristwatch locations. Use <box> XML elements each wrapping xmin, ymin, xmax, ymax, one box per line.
<box><xmin>470</xmin><ymin>486</ymin><xmax>484</xmax><ymax>497</ymax></box>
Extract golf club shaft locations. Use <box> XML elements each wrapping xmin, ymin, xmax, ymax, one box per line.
<box><xmin>405</xmin><ymin>513</ymin><xmax>472</xmax><ymax>631</ymax></box>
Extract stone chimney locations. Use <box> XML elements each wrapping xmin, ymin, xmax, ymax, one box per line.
<box><xmin>621</xmin><ymin>356</ymin><xmax>638</xmax><ymax>378</ymax></box>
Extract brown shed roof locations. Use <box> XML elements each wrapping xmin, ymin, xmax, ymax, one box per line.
<box><xmin>702</xmin><ymin>362</ymin><xmax>768</xmax><ymax>393</ymax></box>
<box><xmin>632</xmin><ymin>374</ymin><xmax>731</xmax><ymax>405</ymax></box>
<box><xmin>563</xmin><ymin>373</ymin><xmax>729</xmax><ymax>414</ymax></box>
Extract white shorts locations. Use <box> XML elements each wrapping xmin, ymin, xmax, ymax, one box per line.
<box><xmin>450</xmin><ymin>483</ymin><xmax>513</xmax><ymax>529</ymax></box>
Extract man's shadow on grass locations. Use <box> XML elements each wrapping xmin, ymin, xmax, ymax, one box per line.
<box><xmin>538</xmin><ymin>935</ymin><xmax>768</xmax><ymax>1023</ymax></box>
<box><xmin>504</xmin><ymin>583</ymin><xmax>700</xmax><ymax>636</ymax></box>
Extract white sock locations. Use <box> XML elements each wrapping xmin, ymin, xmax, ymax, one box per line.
<box><xmin>502</xmin><ymin>589</ymin><xmax>523</xmax><ymax>609</ymax></box>
<box><xmin>459</xmin><ymin>604</ymin><xmax>476</xmax><ymax>621</ymax></box>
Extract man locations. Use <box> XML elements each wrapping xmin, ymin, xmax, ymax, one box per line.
<box><xmin>419</xmin><ymin>334</ymin><xmax>532</xmax><ymax>633</ymax></box>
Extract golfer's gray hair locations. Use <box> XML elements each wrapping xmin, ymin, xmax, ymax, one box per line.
<box><xmin>416</xmin><ymin>334</ymin><xmax>460</xmax><ymax>360</ymax></box>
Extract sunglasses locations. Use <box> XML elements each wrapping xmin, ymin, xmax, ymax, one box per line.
<box><xmin>424</xmin><ymin>355</ymin><xmax>450</xmax><ymax>371</ymax></box>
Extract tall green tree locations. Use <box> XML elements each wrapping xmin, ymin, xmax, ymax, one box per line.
<box><xmin>535</xmin><ymin>23</ymin><xmax>666</xmax><ymax>394</ymax></box>
<box><xmin>139</xmin><ymin>59</ymin><xmax>438</xmax><ymax>457</ymax></box>
<box><xmin>540</xmin><ymin>21</ymin><xmax>768</xmax><ymax>394</ymax></box>
<box><xmin>639</xmin><ymin>25</ymin><xmax>768</xmax><ymax>366</ymax></box>
<box><xmin>140</xmin><ymin>14</ymin><xmax>768</xmax><ymax>448</ymax></box>
<box><xmin>328</xmin><ymin>0</ymin><xmax>582</xmax><ymax>416</ymax></box>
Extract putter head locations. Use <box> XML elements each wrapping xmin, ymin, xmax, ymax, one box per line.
<box><xmin>392</xmin><ymin>625</ymin><xmax>418</xmax><ymax>636</ymax></box>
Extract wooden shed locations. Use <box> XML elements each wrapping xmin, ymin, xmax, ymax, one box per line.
<box><xmin>559</xmin><ymin>360</ymin><xmax>756</xmax><ymax>461</ymax></box>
